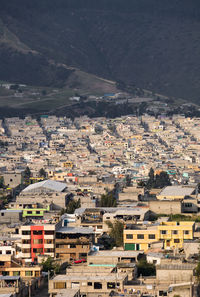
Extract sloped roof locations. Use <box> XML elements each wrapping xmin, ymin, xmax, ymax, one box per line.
<box><xmin>158</xmin><ymin>185</ymin><xmax>196</xmax><ymax>197</ymax></box>
<box><xmin>22</xmin><ymin>179</ymin><xmax>67</xmax><ymax>193</ymax></box>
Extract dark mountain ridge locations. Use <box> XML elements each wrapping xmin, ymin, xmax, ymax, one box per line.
<box><xmin>1</xmin><ymin>0</ymin><xmax>200</xmax><ymax>101</ymax></box>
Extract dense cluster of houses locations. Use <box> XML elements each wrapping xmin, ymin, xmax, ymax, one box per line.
<box><xmin>0</xmin><ymin>114</ymin><xmax>200</xmax><ymax>297</ymax></box>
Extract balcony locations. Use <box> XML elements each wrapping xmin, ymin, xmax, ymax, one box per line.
<box><xmin>56</xmin><ymin>238</ymin><xmax>90</xmax><ymax>244</ymax></box>
<box><xmin>56</xmin><ymin>247</ymin><xmax>89</xmax><ymax>254</ymax></box>
<box><xmin>21</xmin><ymin>244</ymin><xmax>31</xmax><ymax>249</ymax></box>
<box><xmin>44</xmin><ymin>244</ymin><xmax>54</xmax><ymax>249</ymax></box>
<box><xmin>44</xmin><ymin>235</ymin><xmax>55</xmax><ymax>240</ymax></box>
<box><xmin>21</xmin><ymin>235</ymin><xmax>31</xmax><ymax>240</ymax></box>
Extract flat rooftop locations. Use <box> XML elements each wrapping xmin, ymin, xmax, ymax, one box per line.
<box><xmin>89</xmin><ymin>250</ymin><xmax>142</xmax><ymax>257</ymax></box>
<box><xmin>52</xmin><ymin>273</ymin><xmax>126</xmax><ymax>282</ymax></box>
<box><xmin>56</xmin><ymin>289</ymin><xmax>79</xmax><ymax>297</ymax></box>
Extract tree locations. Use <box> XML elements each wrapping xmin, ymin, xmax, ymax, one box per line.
<box><xmin>65</xmin><ymin>199</ymin><xmax>81</xmax><ymax>214</ymax></box>
<box><xmin>100</xmin><ymin>192</ymin><xmax>117</xmax><ymax>207</ymax></box>
<box><xmin>125</xmin><ymin>174</ymin><xmax>132</xmax><ymax>187</ymax></box>
<box><xmin>155</xmin><ymin>171</ymin><xmax>171</xmax><ymax>188</ymax></box>
<box><xmin>41</xmin><ymin>256</ymin><xmax>60</xmax><ymax>275</ymax></box>
<box><xmin>146</xmin><ymin>168</ymin><xmax>155</xmax><ymax>189</ymax></box>
<box><xmin>23</xmin><ymin>166</ymin><xmax>31</xmax><ymax>179</ymax></box>
<box><xmin>137</xmin><ymin>180</ymin><xmax>146</xmax><ymax>188</ymax></box>
<box><xmin>137</xmin><ymin>259</ymin><xmax>156</xmax><ymax>276</ymax></box>
<box><xmin>97</xmin><ymin>233</ymin><xmax>115</xmax><ymax>250</ymax></box>
<box><xmin>22</xmin><ymin>166</ymin><xmax>31</xmax><ymax>185</ymax></box>
<box><xmin>39</xmin><ymin>168</ymin><xmax>47</xmax><ymax>178</ymax></box>
<box><xmin>106</xmin><ymin>220</ymin><xmax>124</xmax><ymax>247</ymax></box>
<box><xmin>146</xmin><ymin>168</ymin><xmax>171</xmax><ymax>189</ymax></box>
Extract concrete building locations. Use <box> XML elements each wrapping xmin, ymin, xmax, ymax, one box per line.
<box><xmin>20</xmin><ymin>223</ymin><xmax>55</xmax><ymax>262</ymax></box>
<box><xmin>0</xmin><ymin>210</ymin><xmax>22</xmax><ymax>225</ymax></box>
<box><xmin>157</xmin><ymin>185</ymin><xmax>197</xmax><ymax>200</ymax></box>
<box><xmin>124</xmin><ymin>221</ymin><xmax>195</xmax><ymax>251</ymax></box>
<box><xmin>55</xmin><ymin>226</ymin><xmax>94</xmax><ymax>261</ymax></box>
<box><xmin>49</xmin><ymin>272</ymin><xmax>128</xmax><ymax>297</ymax></box>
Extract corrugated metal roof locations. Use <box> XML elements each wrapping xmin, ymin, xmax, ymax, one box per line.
<box><xmin>57</xmin><ymin>226</ymin><xmax>94</xmax><ymax>234</ymax></box>
<box><xmin>159</xmin><ymin>186</ymin><xmax>196</xmax><ymax>197</ymax></box>
<box><xmin>22</xmin><ymin>179</ymin><xmax>67</xmax><ymax>193</ymax></box>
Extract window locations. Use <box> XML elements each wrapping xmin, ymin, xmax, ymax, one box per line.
<box><xmin>88</xmin><ymin>282</ymin><xmax>92</xmax><ymax>286</ymax></box>
<box><xmin>33</xmin><ymin>230</ymin><xmax>43</xmax><ymax>235</ymax></box>
<box><xmin>70</xmin><ymin>244</ymin><xmax>76</xmax><ymax>248</ymax></box>
<box><xmin>44</xmin><ymin>248</ymin><xmax>54</xmax><ymax>253</ymax></box>
<box><xmin>45</xmin><ymin>231</ymin><xmax>54</xmax><ymax>235</ymax></box>
<box><xmin>2</xmin><ymin>271</ymin><xmax>9</xmax><ymax>276</ymax></box>
<box><xmin>137</xmin><ymin>234</ymin><xmax>144</xmax><ymax>239</ymax></box>
<box><xmin>44</xmin><ymin>239</ymin><xmax>53</xmax><ymax>244</ymax></box>
<box><xmin>6</xmin><ymin>250</ymin><xmax>11</xmax><ymax>254</ymax></box>
<box><xmin>1</xmin><ymin>213</ymin><xmax>4</xmax><ymax>216</ymax></box>
<box><xmin>35</xmin><ymin>271</ymin><xmax>40</xmax><ymax>277</ymax></box>
<box><xmin>22</xmin><ymin>231</ymin><xmax>31</xmax><ymax>235</ymax></box>
<box><xmin>148</xmin><ymin>234</ymin><xmax>155</xmax><ymax>239</ymax></box>
<box><xmin>161</xmin><ymin>230</ymin><xmax>167</xmax><ymax>235</ymax></box>
<box><xmin>22</xmin><ymin>239</ymin><xmax>31</xmax><ymax>244</ymax></box>
<box><xmin>107</xmin><ymin>282</ymin><xmax>116</xmax><ymax>289</ymax></box>
<box><xmin>126</xmin><ymin>234</ymin><xmax>133</xmax><ymax>239</ymax></box>
<box><xmin>54</xmin><ymin>282</ymin><xmax>66</xmax><ymax>289</ymax></box>
<box><xmin>33</xmin><ymin>248</ymin><xmax>43</xmax><ymax>254</ymax></box>
<box><xmin>184</xmin><ymin>203</ymin><xmax>192</xmax><ymax>208</ymax></box>
<box><xmin>36</xmin><ymin>211</ymin><xmax>41</xmax><ymax>214</ymax></box>
<box><xmin>22</xmin><ymin>249</ymin><xmax>31</xmax><ymax>253</ymax></box>
<box><xmin>172</xmin><ymin>230</ymin><xmax>178</xmax><ymax>234</ymax></box>
<box><xmin>25</xmin><ymin>271</ymin><xmax>33</xmax><ymax>276</ymax></box>
<box><xmin>33</xmin><ymin>239</ymin><xmax>43</xmax><ymax>244</ymax></box>
<box><xmin>94</xmin><ymin>282</ymin><xmax>102</xmax><ymax>289</ymax></box>
<box><xmin>184</xmin><ymin>230</ymin><xmax>189</xmax><ymax>235</ymax></box>
<box><xmin>159</xmin><ymin>291</ymin><xmax>167</xmax><ymax>296</ymax></box>
<box><xmin>13</xmin><ymin>271</ymin><xmax>20</xmax><ymax>276</ymax></box>
<box><xmin>27</xmin><ymin>211</ymin><xmax>32</xmax><ymax>214</ymax></box>
<box><xmin>174</xmin><ymin>239</ymin><xmax>180</xmax><ymax>243</ymax></box>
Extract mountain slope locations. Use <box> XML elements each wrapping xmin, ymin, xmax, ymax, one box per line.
<box><xmin>1</xmin><ymin>0</ymin><xmax>200</xmax><ymax>101</ymax></box>
<box><xmin>0</xmin><ymin>18</ymin><xmax>73</xmax><ymax>86</ymax></box>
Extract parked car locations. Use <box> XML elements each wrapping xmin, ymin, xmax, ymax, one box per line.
<box><xmin>72</xmin><ymin>259</ymin><xmax>87</xmax><ymax>264</ymax></box>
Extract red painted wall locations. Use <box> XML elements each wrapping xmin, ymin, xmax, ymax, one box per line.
<box><xmin>30</xmin><ymin>226</ymin><xmax>44</xmax><ymax>262</ymax></box>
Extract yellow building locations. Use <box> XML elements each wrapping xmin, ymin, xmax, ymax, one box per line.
<box><xmin>0</xmin><ymin>255</ymin><xmax>42</xmax><ymax>278</ymax></box>
<box><xmin>124</xmin><ymin>221</ymin><xmax>194</xmax><ymax>251</ymax></box>
<box><xmin>158</xmin><ymin>221</ymin><xmax>194</xmax><ymax>249</ymax></box>
<box><xmin>124</xmin><ymin>227</ymin><xmax>159</xmax><ymax>252</ymax></box>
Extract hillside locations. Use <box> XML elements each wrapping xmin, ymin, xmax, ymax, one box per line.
<box><xmin>1</xmin><ymin>0</ymin><xmax>200</xmax><ymax>101</ymax></box>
